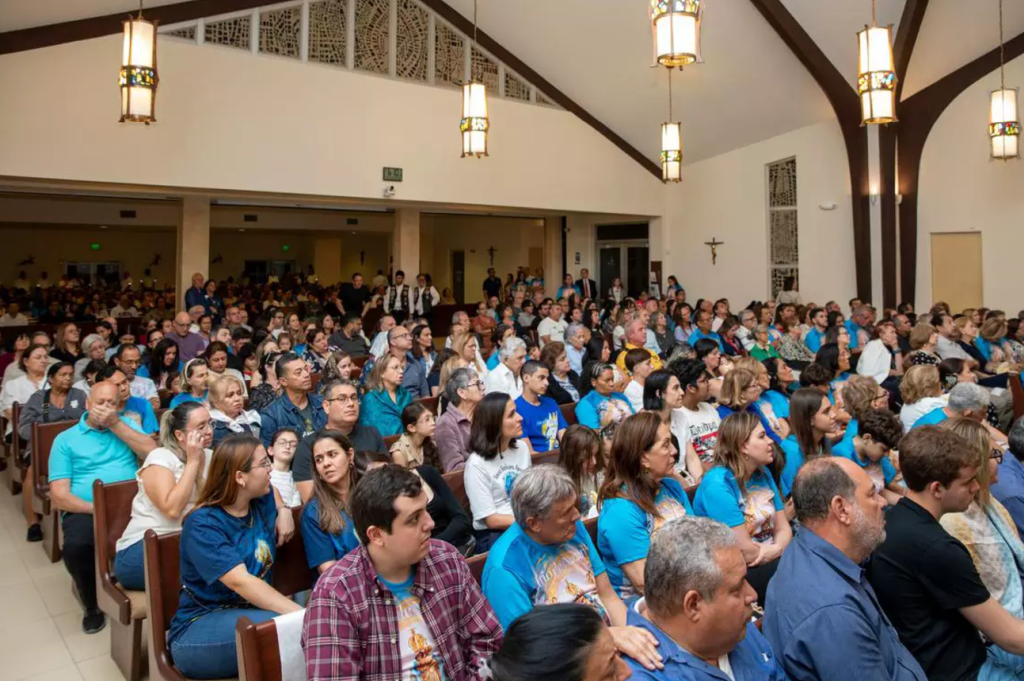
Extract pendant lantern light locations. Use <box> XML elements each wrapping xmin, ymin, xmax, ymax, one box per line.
<box><xmin>460</xmin><ymin>0</ymin><xmax>489</xmax><ymax>158</ymax></box>
<box><xmin>651</xmin><ymin>0</ymin><xmax>703</xmax><ymax>68</ymax></box>
<box><xmin>856</xmin><ymin>0</ymin><xmax>897</xmax><ymax>125</ymax></box>
<box><xmin>119</xmin><ymin>0</ymin><xmax>159</xmax><ymax>124</ymax></box>
<box><xmin>661</xmin><ymin>69</ymin><xmax>682</xmax><ymax>183</ymax></box>
<box><xmin>990</xmin><ymin>0</ymin><xmax>1020</xmax><ymax>160</ymax></box>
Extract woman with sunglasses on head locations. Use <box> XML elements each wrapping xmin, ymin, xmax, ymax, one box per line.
<box><xmin>170</xmin><ymin>358</ymin><xmax>209</xmax><ymax>408</ymax></box>
<box><xmin>167</xmin><ymin>434</ymin><xmax>298</xmax><ymax>679</ymax></box>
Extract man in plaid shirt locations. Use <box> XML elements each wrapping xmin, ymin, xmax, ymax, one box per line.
<box><xmin>302</xmin><ymin>464</ymin><xmax>503</xmax><ymax>680</ymax></box>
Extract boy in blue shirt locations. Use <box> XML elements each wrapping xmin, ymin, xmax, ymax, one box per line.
<box><xmin>835</xmin><ymin>408</ymin><xmax>904</xmax><ymax>505</ymax></box>
<box><xmin>514</xmin><ymin>361</ymin><xmax>567</xmax><ymax>453</ymax></box>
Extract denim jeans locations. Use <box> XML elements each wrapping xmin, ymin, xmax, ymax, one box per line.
<box><xmin>113</xmin><ymin>541</ymin><xmax>146</xmax><ymax>591</ymax></box>
<box><xmin>169</xmin><ymin>608</ymin><xmax>277</xmax><ymax>679</ymax></box>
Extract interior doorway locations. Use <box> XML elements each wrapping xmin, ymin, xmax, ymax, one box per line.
<box><xmin>931</xmin><ymin>233</ymin><xmax>982</xmax><ymax>312</ymax></box>
<box><xmin>451</xmin><ymin>250</ymin><xmax>465</xmax><ymax>304</ymax></box>
<box><xmin>598</xmin><ymin>242</ymin><xmax>650</xmax><ymax>299</ymax></box>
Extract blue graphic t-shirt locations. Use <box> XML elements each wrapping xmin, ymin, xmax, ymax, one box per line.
<box><xmin>597</xmin><ymin>478</ymin><xmax>693</xmax><ymax>598</ymax></box>
<box><xmin>515</xmin><ymin>395</ymin><xmax>568</xmax><ymax>453</ymax></box>
<box><xmin>483</xmin><ymin>520</ymin><xmax>607</xmax><ymax>629</ymax></box>
<box><xmin>300</xmin><ymin>497</ymin><xmax>359</xmax><ymax>571</ymax></box>
<box><xmin>379</xmin><ymin>571</ymin><xmax>449</xmax><ymax>681</ymax></box>
<box><xmin>169</xmin><ymin>489</ymin><xmax>277</xmax><ymax>641</ymax></box>
<box><xmin>694</xmin><ymin>466</ymin><xmax>784</xmax><ymax>544</ymax></box>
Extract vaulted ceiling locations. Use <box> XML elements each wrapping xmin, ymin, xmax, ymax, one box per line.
<box><xmin>2</xmin><ymin>0</ymin><xmax>1023</xmax><ymax>166</ymax></box>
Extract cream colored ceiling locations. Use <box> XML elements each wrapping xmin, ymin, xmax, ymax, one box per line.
<box><xmin>3</xmin><ymin>0</ymin><xmax>1022</xmax><ymax>165</ymax></box>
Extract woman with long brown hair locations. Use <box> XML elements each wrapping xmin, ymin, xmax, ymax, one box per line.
<box><xmin>779</xmin><ymin>388</ymin><xmax>835</xmax><ymax>498</ymax></box>
<box><xmin>694</xmin><ymin>412</ymin><xmax>791</xmax><ymax>605</ymax></box>
<box><xmin>50</xmin><ymin>321</ymin><xmax>82</xmax><ymax>363</ymax></box>
<box><xmin>300</xmin><ymin>431</ymin><xmax>361</xmax><ymax>574</ymax></box>
<box><xmin>167</xmin><ymin>434</ymin><xmax>298</xmax><ymax>679</ymax></box>
<box><xmin>597</xmin><ymin>412</ymin><xmax>693</xmax><ymax>600</ymax></box>
<box><xmin>558</xmin><ymin>424</ymin><xmax>605</xmax><ymax>519</ymax></box>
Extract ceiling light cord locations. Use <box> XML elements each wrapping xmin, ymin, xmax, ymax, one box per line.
<box><xmin>871</xmin><ymin>0</ymin><xmax>877</xmax><ymax>26</ymax></box>
<box><xmin>668</xmin><ymin>67</ymin><xmax>673</xmax><ymax>121</ymax></box>
<box><xmin>473</xmin><ymin>0</ymin><xmax>479</xmax><ymax>45</ymax></box>
<box><xmin>1000</xmin><ymin>0</ymin><xmax>1006</xmax><ymax>92</ymax></box>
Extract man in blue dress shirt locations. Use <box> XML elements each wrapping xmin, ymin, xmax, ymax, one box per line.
<box><xmin>763</xmin><ymin>457</ymin><xmax>926</xmax><ymax>680</ymax></box>
<box><xmin>623</xmin><ymin>515</ymin><xmax>788</xmax><ymax>680</ymax></box>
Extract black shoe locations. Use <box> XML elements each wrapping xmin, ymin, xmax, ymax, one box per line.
<box><xmin>26</xmin><ymin>524</ymin><xmax>42</xmax><ymax>542</ymax></box>
<box><xmin>82</xmin><ymin>609</ymin><xmax>106</xmax><ymax>635</ymax></box>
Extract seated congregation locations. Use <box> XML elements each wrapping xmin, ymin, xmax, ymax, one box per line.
<box><xmin>6</xmin><ymin>268</ymin><xmax>1024</xmax><ymax>681</ymax></box>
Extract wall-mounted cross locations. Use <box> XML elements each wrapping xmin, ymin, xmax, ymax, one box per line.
<box><xmin>487</xmin><ymin>246</ymin><xmax>497</xmax><ymax>266</ymax></box>
<box><xmin>704</xmin><ymin>238</ymin><xmax>724</xmax><ymax>265</ymax></box>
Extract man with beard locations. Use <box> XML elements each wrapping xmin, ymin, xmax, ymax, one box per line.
<box><xmin>764</xmin><ymin>457</ymin><xmax>925</xmax><ymax>680</ymax></box>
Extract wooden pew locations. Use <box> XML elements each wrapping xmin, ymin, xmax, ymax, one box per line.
<box><xmin>309</xmin><ymin>373</ymin><xmax>321</xmax><ymax>391</ymax></box>
<box><xmin>560</xmin><ymin>403</ymin><xmax>578</xmax><ymax>426</ymax></box>
<box><xmin>144</xmin><ymin>507</ymin><xmax>314</xmax><ymax>681</ymax></box>
<box><xmin>1</xmin><ymin>406</ymin><xmax>22</xmax><ymax>495</ymax></box>
<box><xmin>383</xmin><ymin>434</ymin><xmax>400</xmax><ymax>450</ymax></box>
<box><xmin>33</xmin><ymin>419</ymin><xmax>76</xmax><ymax>563</ymax></box>
<box><xmin>442</xmin><ymin>449</ymin><xmax>565</xmax><ymax>514</ymax></box>
<box><xmin>467</xmin><ymin>552</ymin><xmax>487</xmax><ymax>586</ymax></box>
<box><xmin>94</xmin><ymin>480</ymin><xmax>147</xmax><ymax>681</ymax></box>
<box><xmin>10</xmin><ymin>402</ymin><xmax>26</xmax><ymax>489</ymax></box>
<box><xmin>236</xmin><ymin>617</ymin><xmax>286</xmax><ymax>681</ymax></box>
<box><xmin>1011</xmin><ymin>373</ymin><xmax>1024</xmax><ymax>422</ymax></box>
<box><xmin>416</xmin><ymin>395</ymin><xmax>440</xmax><ymax>415</ymax></box>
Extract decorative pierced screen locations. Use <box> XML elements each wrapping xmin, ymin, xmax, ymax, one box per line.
<box><xmin>259</xmin><ymin>6</ymin><xmax>301</xmax><ymax>57</ymax></box>
<box><xmin>471</xmin><ymin>47</ymin><xmax>499</xmax><ymax>92</ymax></box>
<box><xmin>309</xmin><ymin>0</ymin><xmax>347</xmax><ymax>65</ymax></box>
<box><xmin>536</xmin><ymin>91</ymin><xmax>556</xmax><ymax>106</ymax></box>
<box><xmin>504</xmin><ymin>71</ymin><xmax>531</xmax><ymax>101</ymax></box>
<box><xmin>205</xmin><ymin>15</ymin><xmax>251</xmax><ymax>49</ymax></box>
<box><xmin>434</xmin><ymin>22</ymin><xmax>464</xmax><ymax>87</ymax></box>
<box><xmin>395</xmin><ymin>0</ymin><xmax>428</xmax><ymax>81</ymax></box>
<box><xmin>767</xmin><ymin>157</ymin><xmax>798</xmax><ymax>297</ymax></box>
<box><xmin>163</xmin><ymin>26</ymin><xmax>196</xmax><ymax>41</ymax></box>
<box><xmin>768</xmin><ymin>157</ymin><xmax>797</xmax><ymax>208</ymax></box>
<box><xmin>354</xmin><ymin>0</ymin><xmax>390</xmax><ymax>74</ymax></box>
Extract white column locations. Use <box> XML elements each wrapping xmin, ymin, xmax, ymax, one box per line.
<box><xmin>393</xmin><ymin>209</ymin><xmax>421</xmax><ymax>279</ymax></box>
<box><xmin>177</xmin><ymin>195</ymin><xmax>210</xmax><ymax>311</ymax></box>
<box><xmin>543</xmin><ymin>217</ymin><xmax>562</xmax><ymax>299</ymax></box>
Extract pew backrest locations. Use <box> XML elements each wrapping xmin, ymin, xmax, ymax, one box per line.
<box><xmin>236</xmin><ymin>616</ymin><xmax>283</xmax><ymax>681</ymax></box>
<box><xmin>560</xmin><ymin>403</ymin><xmax>578</xmax><ymax>426</ymax></box>
<box><xmin>93</xmin><ymin>479</ymin><xmax>142</xmax><ymax>624</ymax></box>
<box><xmin>32</xmin><ymin>419</ymin><xmax>76</xmax><ymax>506</ymax></box>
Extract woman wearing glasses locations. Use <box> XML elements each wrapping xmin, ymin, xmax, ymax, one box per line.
<box><xmin>113</xmin><ymin>402</ymin><xmax>214</xmax><ymax>590</ymax></box>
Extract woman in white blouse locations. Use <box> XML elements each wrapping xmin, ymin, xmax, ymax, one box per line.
<box><xmin>1</xmin><ymin>342</ymin><xmax>50</xmax><ymax>435</ymax></box>
<box><xmin>113</xmin><ymin>402</ymin><xmax>212</xmax><ymax>590</ymax></box>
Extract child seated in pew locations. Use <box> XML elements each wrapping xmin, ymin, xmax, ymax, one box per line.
<box><xmin>268</xmin><ymin>427</ymin><xmax>302</xmax><ymax>507</ymax></box>
<box><xmin>300</xmin><ymin>431</ymin><xmax>361</xmax><ymax>575</ymax></box>
<box><xmin>390</xmin><ymin>401</ymin><xmax>443</xmax><ymax>469</ymax></box>
<box><xmin>168</xmin><ymin>433</ymin><xmax>300</xmax><ymax>680</ymax></box>
<box><xmin>558</xmin><ymin>425</ymin><xmax>604</xmax><ymax>519</ymax></box>
<box><xmin>515</xmin><ymin>360</ymin><xmax>567</xmax><ymax>454</ymax></box>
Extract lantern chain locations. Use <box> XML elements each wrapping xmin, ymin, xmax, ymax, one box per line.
<box><xmin>668</xmin><ymin>67</ymin><xmax>673</xmax><ymax>121</ymax></box>
<box><xmin>1000</xmin><ymin>0</ymin><xmax>1006</xmax><ymax>92</ymax></box>
<box><xmin>473</xmin><ymin>0</ymin><xmax>478</xmax><ymax>46</ymax></box>
<box><xmin>871</xmin><ymin>0</ymin><xmax>876</xmax><ymax>26</ymax></box>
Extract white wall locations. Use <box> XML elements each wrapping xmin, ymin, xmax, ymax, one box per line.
<box><xmin>661</xmin><ymin>119</ymin><xmax>857</xmax><ymax>308</ymax></box>
<box><xmin>0</xmin><ymin>36</ymin><xmax>663</xmax><ymax>217</ymax></box>
<box><xmin>916</xmin><ymin>56</ymin><xmax>1024</xmax><ymax>313</ymax></box>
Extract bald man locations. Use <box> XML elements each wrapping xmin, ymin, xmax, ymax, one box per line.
<box><xmin>764</xmin><ymin>458</ymin><xmax>925</xmax><ymax>680</ymax></box>
<box><xmin>49</xmin><ymin>381</ymin><xmax>156</xmax><ymax>635</ymax></box>
<box><xmin>166</xmin><ymin>311</ymin><xmax>208</xmax><ymax>361</ymax></box>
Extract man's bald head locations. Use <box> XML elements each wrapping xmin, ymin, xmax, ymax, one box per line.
<box><xmin>87</xmin><ymin>381</ymin><xmax>120</xmax><ymax>419</ymax></box>
<box><xmin>793</xmin><ymin>457</ymin><xmax>861</xmax><ymax>524</ymax></box>
<box><xmin>174</xmin><ymin>312</ymin><xmax>190</xmax><ymax>326</ymax></box>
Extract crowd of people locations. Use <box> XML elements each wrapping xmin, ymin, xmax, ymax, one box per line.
<box><xmin>5</xmin><ymin>264</ymin><xmax>1024</xmax><ymax>680</ymax></box>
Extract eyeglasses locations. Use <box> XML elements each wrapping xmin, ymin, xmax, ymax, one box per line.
<box><xmin>250</xmin><ymin>458</ymin><xmax>273</xmax><ymax>470</ymax></box>
<box><xmin>991</xmin><ymin>448</ymin><xmax>1005</xmax><ymax>465</ymax></box>
<box><xmin>274</xmin><ymin>440</ymin><xmax>298</xmax><ymax>450</ymax></box>
<box><xmin>326</xmin><ymin>395</ymin><xmax>358</xmax><ymax>404</ymax></box>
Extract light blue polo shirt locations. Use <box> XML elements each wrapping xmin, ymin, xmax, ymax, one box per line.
<box><xmin>688</xmin><ymin>329</ymin><xmax>725</xmax><ymax>352</ymax></box>
<box><xmin>48</xmin><ymin>413</ymin><xmax>143</xmax><ymax>503</ymax></box>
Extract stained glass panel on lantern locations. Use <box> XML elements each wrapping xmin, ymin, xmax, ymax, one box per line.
<box><xmin>396</xmin><ymin>0</ymin><xmax>429</xmax><ymax>81</ymax></box>
<box><xmin>205</xmin><ymin>15</ymin><xmax>251</xmax><ymax>49</ymax></box>
<box><xmin>309</xmin><ymin>0</ymin><xmax>347</xmax><ymax>65</ymax></box>
<box><xmin>259</xmin><ymin>6</ymin><xmax>301</xmax><ymax>58</ymax></box>
<box><xmin>354</xmin><ymin>0</ymin><xmax>389</xmax><ymax>74</ymax></box>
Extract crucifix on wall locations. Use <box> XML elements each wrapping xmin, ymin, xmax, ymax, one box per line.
<box><xmin>705</xmin><ymin>238</ymin><xmax>724</xmax><ymax>265</ymax></box>
<box><xmin>360</xmin><ymin>251</ymin><xmax>365</xmax><ymax>265</ymax></box>
<box><xmin>487</xmin><ymin>246</ymin><xmax>497</xmax><ymax>266</ymax></box>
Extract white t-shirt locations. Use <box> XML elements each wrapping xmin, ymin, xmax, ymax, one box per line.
<box><xmin>484</xmin><ymin>362</ymin><xmax>522</xmax><ymax>399</ymax></box>
<box><xmin>624</xmin><ymin>380</ymin><xmax>645</xmax><ymax>413</ymax></box>
<box><xmin>537</xmin><ymin>318</ymin><xmax>568</xmax><ymax>347</ymax></box>
<box><xmin>1</xmin><ymin>375</ymin><xmax>46</xmax><ymax>434</ymax></box>
<box><xmin>671</xmin><ymin>403</ymin><xmax>721</xmax><ymax>468</ymax></box>
<box><xmin>116</xmin><ymin>447</ymin><xmax>212</xmax><ymax>551</ymax></box>
<box><xmin>857</xmin><ymin>339</ymin><xmax>893</xmax><ymax>385</ymax></box>
<box><xmin>270</xmin><ymin>469</ymin><xmax>302</xmax><ymax>507</ymax></box>
<box><xmin>463</xmin><ymin>442</ymin><xmax>532</xmax><ymax>531</ymax></box>
<box><xmin>900</xmin><ymin>395</ymin><xmax>949</xmax><ymax>433</ymax></box>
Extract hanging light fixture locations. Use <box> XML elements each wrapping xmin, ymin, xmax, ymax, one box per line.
<box><xmin>661</xmin><ymin>69</ymin><xmax>682</xmax><ymax>183</ymax></box>
<box><xmin>461</xmin><ymin>0</ymin><xmax>489</xmax><ymax>158</ymax></box>
<box><xmin>119</xmin><ymin>0</ymin><xmax>159</xmax><ymax>124</ymax></box>
<box><xmin>651</xmin><ymin>0</ymin><xmax>703</xmax><ymax>68</ymax></box>
<box><xmin>990</xmin><ymin>0</ymin><xmax>1020</xmax><ymax>160</ymax></box>
<box><xmin>856</xmin><ymin>0</ymin><xmax>896</xmax><ymax>125</ymax></box>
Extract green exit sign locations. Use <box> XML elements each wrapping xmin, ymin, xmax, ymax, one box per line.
<box><xmin>383</xmin><ymin>167</ymin><xmax>403</xmax><ymax>182</ymax></box>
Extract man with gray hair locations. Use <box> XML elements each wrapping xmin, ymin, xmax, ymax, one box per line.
<box><xmin>485</xmin><ymin>336</ymin><xmax>526</xmax><ymax>399</ymax></box>
<box><xmin>616</xmin><ymin>318</ymin><xmax>663</xmax><ymax>374</ymax></box>
<box><xmin>763</xmin><ymin>458</ymin><xmax>926</xmax><ymax>680</ymax></box>
<box><xmin>624</xmin><ymin>515</ymin><xmax>786</xmax><ymax>680</ymax></box>
<box><xmin>434</xmin><ymin>367</ymin><xmax>484</xmax><ymax>472</ymax></box>
<box><xmin>911</xmin><ymin>382</ymin><xmax>1005</xmax><ymax>446</ymax></box>
<box><xmin>991</xmin><ymin>417</ymin><xmax>1024</xmax><ymax>537</ymax></box>
<box><xmin>482</xmin><ymin>465</ymin><xmax>663</xmax><ymax>670</ymax></box>
<box><xmin>735</xmin><ymin>309</ymin><xmax>758</xmax><ymax>352</ymax></box>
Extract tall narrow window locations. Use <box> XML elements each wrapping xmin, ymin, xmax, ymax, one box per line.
<box><xmin>767</xmin><ymin>157</ymin><xmax>798</xmax><ymax>299</ymax></box>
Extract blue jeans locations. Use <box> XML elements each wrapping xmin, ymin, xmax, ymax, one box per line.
<box><xmin>113</xmin><ymin>541</ymin><xmax>146</xmax><ymax>591</ymax></box>
<box><xmin>169</xmin><ymin>608</ymin><xmax>276</xmax><ymax>679</ymax></box>
<box><xmin>980</xmin><ymin>644</ymin><xmax>1024</xmax><ymax>681</ymax></box>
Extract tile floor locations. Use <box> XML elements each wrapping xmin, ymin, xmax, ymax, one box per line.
<box><xmin>0</xmin><ymin>481</ymin><xmax>131</xmax><ymax>681</ymax></box>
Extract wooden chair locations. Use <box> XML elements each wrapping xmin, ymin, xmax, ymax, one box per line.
<box><xmin>145</xmin><ymin>507</ymin><xmax>314</xmax><ymax>681</ymax></box>
<box><xmin>94</xmin><ymin>480</ymin><xmax>147</xmax><ymax>681</ymax></box>
<box><xmin>33</xmin><ymin>419</ymin><xmax>76</xmax><ymax>563</ymax></box>
<box><xmin>560</xmin><ymin>403</ymin><xmax>578</xmax><ymax>426</ymax></box>
<box><xmin>416</xmin><ymin>395</ymin><xmax>440</xmax><ymax>415</ymax></box>
<box><xmin>1011</xmin><ymin>373</ymin><xmax>1024</xmax><ymax>422</ymax></box>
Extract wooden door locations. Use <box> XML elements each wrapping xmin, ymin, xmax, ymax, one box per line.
<box><xmin>931</xmin><ymin>233</ymin><xmax>982</xmax><ymax>312</ymax></box>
